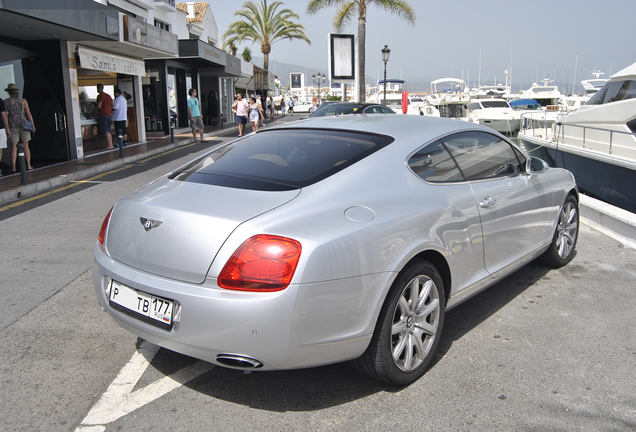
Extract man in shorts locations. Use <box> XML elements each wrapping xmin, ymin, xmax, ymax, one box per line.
<box><xmin>0</xmin><ymin>98</ymin><xmax>10</xmax><ymax>176</ymax></box>
<box><xmin>112</xmin><ymin>88</ymin><xmax>128</xmax><ymax>147</ymax></box>
<box><xmin>187</xmin><ymin>88</ymin><xmax>205</xmax><ymax>142</ymax></box>
<box><xmin>233</xmin><ymin>93</ymin><xmax>248</xmax><ymax>136</ymax></box>
<box><xmin>96</xmin><ymin>84</ymin><xmax>114</xmax><ymax>149</ymax></box>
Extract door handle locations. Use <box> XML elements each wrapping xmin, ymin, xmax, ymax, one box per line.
<box><xmin>479</xmin><ymin>197</ymin><xmax>496</xmax><ymax>208</ymax></box>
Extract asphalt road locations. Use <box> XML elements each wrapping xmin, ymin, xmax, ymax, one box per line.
<box><xmin>0</xmin><ymin>119</ymin><xmax>635</xmax><ymax>431</ymax></box>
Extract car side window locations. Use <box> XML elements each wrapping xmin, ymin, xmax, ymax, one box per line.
<box><xmin>440</xmin><ymin>131</ymin><xmax>524</xmax><ymax>180</ymax></box>
<box><xmin>408</xmin><ymin>140</ymin><xmax>464</xmax><ymax>182</ymax></box>
<box><xmin>364</xmin><ymin>106</ymin><xmax>381</xmax><ymax>114</ymax></box>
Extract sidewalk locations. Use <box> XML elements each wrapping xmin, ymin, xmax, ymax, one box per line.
<box><xmin>0</xmin><ymin>121</ymin><xmax>240</xmax><ymax>206</ymax></box>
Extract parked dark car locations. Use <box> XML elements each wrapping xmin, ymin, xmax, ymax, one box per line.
<box><xmin>310</xmin><ymin>102</ymin><xmax>395</xmax><ymax>116</ymax></box>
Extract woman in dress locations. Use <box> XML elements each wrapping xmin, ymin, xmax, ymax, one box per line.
<box><xmin>248</xmin><ymin>97</ymin><xmax>263</xmax><ymax>132</ymax></box>
<box><xmin>4</xmin><ymin>83</ymin><xmax>35</xmax><ymax>171</ymax></box>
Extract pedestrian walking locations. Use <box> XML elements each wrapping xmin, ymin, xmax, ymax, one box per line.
<box><xmin>269</xmin><ymin>96</ymin><xmax>275</xmax><ymax>119</ymax></box>
<box><xmin>96</xmin><ymin>83</ymin><xmax>114</xmax><ymax>150</ymax></box>
<box><xmin>232</xmin><ymin>93</ymin><xmax>249</xmax><ymax>137</ymax></box>
<box><xmin>281</xmin><ymin>97</ymin><xmax>286</xmax><ymax>115</ymax></box>
<box><xmin>4</xmin><ymin>83</ymin><xmax>35</xmax><ymax>171</ymax></box>
<box><xmin>187</xmin><ymin>88</ymin><xmax>205</xmax><ymax>142</ymax></box>
<box><xmin>288</xmin><ymin>98</ymin><xmax>294</xmax><ymax>115</ymax></box>
<box><xmin>112</xmin><ymin>88</ymin><xmax>128</xmax><ymax>147</ymax></box>
<box><xmin>248</xmin><ymin>97</ymin><xmax>264</xmax><ymax>133</ymax></box>
<box><xmin>0</xmin><ymin>96</ymin><xmax>10</xmax><ymax>176</ymax></box>
<box><xmin>257</xmin><ymin>95</ymin><xmax>266</xmax><ymax>127</ymax></box>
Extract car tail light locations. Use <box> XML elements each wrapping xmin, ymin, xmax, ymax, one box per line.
<box><xmin>218</xmin><ymin>235</ymin><xmax>302</xmax><ymax>292</ymax></box>
<box><xmin>98</xmin><ymin>207</ymin><xmax>113</xmax><ymax>246</ymax></box>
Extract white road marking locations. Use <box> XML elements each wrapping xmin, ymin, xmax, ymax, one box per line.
<box><xmin>75</xmin><ymin>341</ymin><xmax>213</xmax><ymax>430</ymax></box>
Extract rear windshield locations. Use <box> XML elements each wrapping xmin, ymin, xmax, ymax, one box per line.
<box><xmin>171</xmin><ymin>129</ymin><xmax>394</xmax><ymax>191</ymax></box>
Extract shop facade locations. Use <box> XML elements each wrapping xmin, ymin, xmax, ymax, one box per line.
<box><xmin>234</xmin><ymin>63</ymin><xmax>278</xmax><ymax>107</ymax></box>
<box><xmin>145</xmin><ymin>38</ymin><xmax>241</xmax><ymax>136</ymax></box>
<box><xmin>68</xmin><ymin>14</ymin><xmax>179</xmax><ymax>158</ymax></box>
<box><xmin>0</xmin><ymin>0</ymin><xmax>121</xmax><ymax>169</ymax></box>
<box><xmin>0</xmin><ymin>0</ymin><xmax>180</xmax><ymax>168</ymax></box>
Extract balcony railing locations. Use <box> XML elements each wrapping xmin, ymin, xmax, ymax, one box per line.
<box><xmin>154</xmin><ymin>0</ymin><xmax>176</xmax><ymax>10</ymax></box>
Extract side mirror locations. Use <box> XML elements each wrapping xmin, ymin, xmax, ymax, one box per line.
<box><xmin>526</xmin><ymin>157</ymin><xmax>548</xmax><ymax>174</ymax></box>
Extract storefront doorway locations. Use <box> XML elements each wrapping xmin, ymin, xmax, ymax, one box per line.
<box><xmin>76</xmin><ymin>72</ymin><xmax>139</xmax><ymax>155</ymax></box>
<box><xmin>0</xmin><ymin>45</ymin><xmax>69</xmax><ymax>171</ymax></box>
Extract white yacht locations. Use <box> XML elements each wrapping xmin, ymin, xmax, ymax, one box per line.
<box><xmin>423</xmin><ymin>78</ymin><xmax>470</xmax><ymax>119</ymax></box>
<box><xmin>508</xmin><ymin>79</ymin><xmax>569</xmax><ymax>128</ymax></box>
<box><xmin>466</xmin><ymin>98</ymin><xmax>520</xmax><ymax>134</ymax></box>
<box><xmin>581</xmin><ymin>69</ymin><xmax>608</xmax><ymax>95</ymax></box>
<box><xmin>518</xmin><ymin>62</ymin><xmax>636</xmax><ymax>213</ymax></box>
<box><xmin>513</xmin><ymin>78</ymin><xmax>564</xmax><ymax>109</ymax></box>
<box><xmin>367</xmin><ymin>79</ymin><xmax>409</xmax><ymax>114</ymax></box>
<box><xmin>470</xmin><ymin>85</ymin><xmax>511</xmax><ymax>100</ymax></box>
<box><xmin>558</xmin><ymin>94</ymin><xmax>590</xmax><ymax>112</ymax></box>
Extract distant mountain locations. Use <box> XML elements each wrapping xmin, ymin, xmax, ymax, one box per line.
<box><xmin>251</xmin><ymin>57</ymin><xmax>582</xmax><ymax>95</ymax></box>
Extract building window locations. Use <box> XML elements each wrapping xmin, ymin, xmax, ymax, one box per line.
<box><xmin>154</xmin><ymin>20</ymin><xmax>170</xmax><ymax>32</ymax></box>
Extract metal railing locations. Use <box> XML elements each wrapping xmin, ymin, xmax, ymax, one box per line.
<box><xmin>519</xmin><ymin>112</ymin><xmax>636</xmax><ymax>156</ymax></box>
<box><xmin>154</xmin><ymin>0</ymin><xmax>176</xmax><ymax>7</ymax></box>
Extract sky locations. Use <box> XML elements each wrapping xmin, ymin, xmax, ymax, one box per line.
<box><xmin>209</xmin><ymin>0</ymin><xmax>636</xmax><ymax>93</ymax></box>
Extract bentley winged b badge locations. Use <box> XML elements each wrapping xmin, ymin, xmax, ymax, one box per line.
<box><xmin>140</xmin><ymin>217</ymin><xmax>163</xmax><ymax>231</ymax></box>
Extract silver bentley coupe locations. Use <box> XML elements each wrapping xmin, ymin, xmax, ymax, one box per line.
<box><xmin>93</xmin><ymin>115</ymin><xmax>578</xmax><ymax>385</ymax></box>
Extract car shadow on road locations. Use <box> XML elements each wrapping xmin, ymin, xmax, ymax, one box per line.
<box><xmin>146</xmin><ymin>261</ymin><xmax>553</xmax><ymax>412</ymax></box>
<box><xmin>432</xmin><ymin>260</ymin><xmax>553</xmax><ymax>366</ymax></box>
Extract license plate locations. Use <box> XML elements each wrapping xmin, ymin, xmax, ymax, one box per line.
<box><xmin>109</xmin><ymin>281</ymin><xmax>173</xmax><ymax>325</ymax></box>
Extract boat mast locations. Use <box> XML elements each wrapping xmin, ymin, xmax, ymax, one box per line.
<box><xmin>572</xmin><ymin>54</ymin><xmax>578</xmax><ymax>95</ymax></box>
<box><xmin>478</xmin><ymin>48</ymin><xmax>482</xmax><ymax>87</ymax></box>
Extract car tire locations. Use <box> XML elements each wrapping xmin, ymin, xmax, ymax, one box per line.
<box><xmin>540</xmin><ymin>194</ymin><xmax>579</xmax><ymax>268</ymax></box>
<box><xmin>351</xmin><ymin>259</ymin><xmax>445</xmax><ymax>385</ymax></box>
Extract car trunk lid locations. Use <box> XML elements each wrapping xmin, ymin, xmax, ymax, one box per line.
<box><xmin>105</xmin><ymin>179</ymin><xmax>299</xmax><ymax>284</ymax></box>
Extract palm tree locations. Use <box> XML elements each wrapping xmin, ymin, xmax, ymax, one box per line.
<box><xmin>306</xmin><ymin>0</ymin><xmax>415</xmax><ymax>102</ymax></box>
<box><xmin>242</xmin><ymin>47</ymin><xmax>253</xmax><ymax>62</ymax></box>
<box><xmin>222</xmin><ymin>0</ymin><xmax>311</xmax><ymax>71</ymax></box>
<box><xmin>225</xmin><ymin>39</ymin><xmax>239</xmax><ymax>57</ymax></box>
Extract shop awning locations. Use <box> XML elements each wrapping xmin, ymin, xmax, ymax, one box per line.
<box><xmin>178</xmin><ymin>39</ymin><xmax>242</xmax><ymax>77</ymax></box>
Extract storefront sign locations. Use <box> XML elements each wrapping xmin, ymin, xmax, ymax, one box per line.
<box><xmin>241</xmin><ymin>61</ymin><xmax>253</xmax><ymax>76</ymax></box>
<box><xmin>106</xmin><ymin>15</ymin><xmax>119</xmax><ymax>36</ymax></box>
<box><xmin>225</xmin><ymin>55</ymin><xmax>241</xmax><ymax>77</ymax></box>
<box><xmin>78</xmin><ymin>47</ymin><xmax>146</xmax><ymax>77</ymax></box>
<box><xmin>124</xmin><ymin>16</ymin><xmax>178</xmax><ymax>56</ymax></box>
<box><xmin>179</xmin><ymin>39</ymin><xmax>226</xmax><ymax>66</ymax></box>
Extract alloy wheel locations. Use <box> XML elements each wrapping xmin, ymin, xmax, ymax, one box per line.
<box><xmin>556</xmin><ymin>201</ymin><xmax>578</xmax><ymax>259</ymax></box>
<box><xmin>391</xmin><ymin>275</ymin><xmax>440</xmax><ymax>372</ymax></box>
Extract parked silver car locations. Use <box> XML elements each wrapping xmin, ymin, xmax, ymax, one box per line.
<box><xmin>93</xmin><ymin>115</ymin><xmax>578</xmax><ymax>385</ymax></box>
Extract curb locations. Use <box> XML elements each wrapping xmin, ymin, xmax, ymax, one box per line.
<box><xmin>0</xmin><ymin>125</ymin><xmax>238</xmax><ymax>206</ymax></box>
<box><xmin>580</xmin><ymin>194</ymin><xmax>636</xmax><ymax>249</ymax></box>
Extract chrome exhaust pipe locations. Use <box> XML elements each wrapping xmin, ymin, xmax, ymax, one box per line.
<box><xmin>216</xmin><ymin>354</ymin><xmax>263</xmax><ymax>369</ymax></box>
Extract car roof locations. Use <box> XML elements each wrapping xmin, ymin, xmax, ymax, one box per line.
<box><xmin>317</xmin><ymin>102</ymin><xmax>382</xmax><ymax>108</ymax></box>
<box><xmin>309</xmin><ymin>101</ymin><xmax>391</xmax><ymax>116</ymax></box>
<box><xmin>272</xmin><ymin>114</ymin><xmax>504</xmax><ymax>150</ymax></box>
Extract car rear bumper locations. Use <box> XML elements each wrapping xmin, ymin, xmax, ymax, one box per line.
<box><xmin>93</xmin><ymin>243</ymin><xmax>390</xmax><ymax>370</ymax></box>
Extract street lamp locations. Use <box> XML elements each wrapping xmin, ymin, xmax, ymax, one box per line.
<box><xmin>312</xmin><ymin>73</ymin><xmax>326</xmax><ymax>102</ymax></box>
<box><xmin>381</xmin><ymin>45</ymin><xmax>391</xmax><ymax>106</ymax></box>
